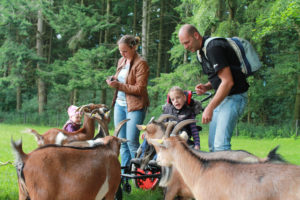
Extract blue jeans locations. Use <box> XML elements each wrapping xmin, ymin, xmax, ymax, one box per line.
<box><xmin>114</xmin><ymin>102</ymin><xmax>146</xmax><ymax>167</ymax></box>
<box><xmin>208</xmin><ymin>92</ymin><xmax>247</xmax><ymax>152</ymax></box>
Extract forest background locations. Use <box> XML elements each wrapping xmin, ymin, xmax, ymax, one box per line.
<box><xmin>0</xmin><ymin>0</ymin><xmax>299</xmax><ymax>138</ymax></box>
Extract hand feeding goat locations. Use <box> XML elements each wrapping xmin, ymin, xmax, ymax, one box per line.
<box><xmin>138</xmin><ymin>115</ymin><xmax>286</xmax><ymax>200</ymax></box>
<box><xmin>149</xmin><ymin>119</ymin><xmax>300</xmax><ymax>200</ymax></box>
<box><xmin>11</xmin><ymin>119</ymin><xmax>129</xmax><ymax>200</ymax></box>
<box><xmin>23</xmin><ymin>104</ymin><xmax>110</xmax><ymax>147</ymax></box>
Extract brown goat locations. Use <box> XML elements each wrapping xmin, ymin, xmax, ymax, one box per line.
<box><xmin>138</xmin><ymin>116</ymin><xmax>285</xmax><ymax>200</ymax></box>
<box><xmin>24</xmin><ymin>104</ymin><xmax>110</xmax><ymax>147</ymax></box>
<box><xmin>150</xmin><ymin>134</ymin><xmax>300</xmax><ymax>200</ymax></box>
<box><xmin>11</xmin><ymin>119</ymin><xmax>129</xmax><ymax>200</ymax></box>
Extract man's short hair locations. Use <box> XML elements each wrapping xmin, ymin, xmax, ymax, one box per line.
<box><xmin>181</xmin><ymin>24</ymin><xmax>200</xmax><ymax>36</ymax></box>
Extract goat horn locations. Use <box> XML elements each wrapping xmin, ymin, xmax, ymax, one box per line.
<box><xmin>90</xmin><ymin>109</ymin><xmax>100</xmax><ymax>118</ymax></box>
<box><xmin>165</xmin><ymin>121</ymin><xmax>178</xmax><ymax>137</ymax></box>
<box><xmin>77</xmin><ymin>104</ymin><xmax>89</xmax><ymax>114</ymax></box>
<box><xmin>156</xmin><ymin>114</ymin><xmax>178</xmax><ymax>123</ymax></box>
<box><xmin>114</xmin><ymin>119</ymin><xmax>130</xmax><ymax>137</ymax></box>
<box><xmin>170</xmin><ymin>119</ymin><xmax>197</xmax><ymax>136</ymax></box>
<box><xmin>147</xmin><ymin>116</ymin><xmax>155</xmax><ymax>124</ymax></box>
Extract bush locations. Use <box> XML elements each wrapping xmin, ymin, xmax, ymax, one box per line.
<box><xmin>236</xmin><ymin>122</ymin><xmax>296</xmax><ymax>138</ymax></box>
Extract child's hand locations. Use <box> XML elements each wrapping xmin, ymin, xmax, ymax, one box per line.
<box><xmin>194</xmin><ymin>145</ymin><xmax>200</xmax><ymax>150</ymax></box>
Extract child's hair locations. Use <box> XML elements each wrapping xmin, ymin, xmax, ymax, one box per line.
<box><xmin>168</xmin><ymin>86</ymin><xmax>185</xmax><ymax>96</ymax></box>
<box><xmin>117</xmin><ymin>35</ymin><xmax>140</xmax><ymax>48</ymax></box>
<box><xmin>67</xmin><ymin>105</ymin><xmax>79</xmax><ymax>118</ymax></box>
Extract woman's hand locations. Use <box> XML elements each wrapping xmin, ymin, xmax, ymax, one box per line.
<box><xmin>106</xmin><ymin>76</ymin><xmax>120</xmax><ymax>88</ymax></box>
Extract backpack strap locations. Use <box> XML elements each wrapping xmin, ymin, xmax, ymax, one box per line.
<box><xmin>202</xmin><ymin>37</ymin><xmax>222</xmax><ymax>59</ymax></box>
<box><xmin>226</xmin><ymin>37</ymin><xmax>251</xmax><ymax>75</ymax></box>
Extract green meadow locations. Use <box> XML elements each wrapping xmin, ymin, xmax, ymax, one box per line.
<box><xmin>0</xmin><ymin>123</ymin><xmax>300</xmax><ymax>200</ymax></box>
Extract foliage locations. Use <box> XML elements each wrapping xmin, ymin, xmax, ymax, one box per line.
<box><xmin>237</xmin><ymin>122</ymin><xmax>297</xmax><ymax>139</ymax></box>
<box><xmin>0</xmin><ymin>0</ymin><xmax>299</xmax><ymax>133</ymax></box>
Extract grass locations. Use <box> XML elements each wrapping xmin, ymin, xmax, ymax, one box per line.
<box><xmin>0</xmin><ymin>123</ymin><xmax>300</xmax><ymax>200</ymax></box>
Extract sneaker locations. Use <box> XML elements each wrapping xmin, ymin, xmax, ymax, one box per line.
<box><xmin>130</xmin><ymin>158</ymin><xmax>142</xmax><ymax>165</ymax></box>
<box><xmin>148</xmin><ymin>160</ymin><xmax>158</xmax><ymax>167</ymax></box>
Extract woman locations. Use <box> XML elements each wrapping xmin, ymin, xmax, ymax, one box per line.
<box><xmin>106</xmin><ymin>35</ymin><xmax>150</xmax><ymax>168</ymax></box>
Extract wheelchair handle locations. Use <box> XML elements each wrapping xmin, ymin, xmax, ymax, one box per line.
<box><xmin>192</xmin><ymin>91</ymin><xmax>212</xmax><ymax>103</ymax></box>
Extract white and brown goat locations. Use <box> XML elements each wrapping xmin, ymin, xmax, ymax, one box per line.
<box><xmin>11</xmin><ymin>119</ymin><xmax>129</xmax><ymax>200</ymax></box>
<box><xmin>138</xmin><ymin>116</ymin><xmax>285</xmax><ymax>200</ymax></box>
<box><xmin>24</xmin><ymin>104</ymin><xmax>110</xmax><ymax>147</ymax></box>
<box><xmin>149</xmin><ymin>120</ymin><xmax>300</xmax><ymax>200</ymax></box>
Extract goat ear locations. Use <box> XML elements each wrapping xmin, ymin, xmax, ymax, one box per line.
<box><xmin>179</xmin><ymin>131</ymin><xmax>189</xmax><ymax>141</ymax></box>
<box><xmin>136</xmin><ymin>124</ymin><xmax>146</xmax><ymax>131</ymax></box>
<box><xmin>104</xmin><ymin>110</ymin><xmax>111</xmax><ymax>119</ymax></box>
<box><xmin>91</xmin><ymin>112</ymin><xmax>102</xmax><ymax>120</ymax></box>
<box><xmin>148</xmin><ymin>138</ymin><xmax>165</xmax><ymax>147</ymax></box>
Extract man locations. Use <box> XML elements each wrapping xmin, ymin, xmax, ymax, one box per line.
<box><xmin>178</xmin><ymin>24</ymin><xmax>248</xmax><ymax>151</ymax></box>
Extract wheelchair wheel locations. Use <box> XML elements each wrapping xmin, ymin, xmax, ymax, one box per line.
<box><xmin>135</xmin><ymin>168</ymin><xmax>160</xmax><ymax>190</ymax></box>
<box><xmin>132</xmin><ymin>163</ymin><xmax>140</xmax><ymax>188</ymax></box>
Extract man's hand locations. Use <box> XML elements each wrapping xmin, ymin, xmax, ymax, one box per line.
<box><xmin>202</xmin><ymin>105</ymin><xmax>213</xmax><ymax>124</ymax></box>
<box><xmin>195</xmin><ymin>83</ymin><xmax>207</xmax><ymax>95</ymax></box>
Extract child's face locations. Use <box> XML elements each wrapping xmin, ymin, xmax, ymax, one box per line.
<box><xmin>169</xmin><ymin>91</ymin><xmax>186</xmax><ymax>110</ymax></box>
<box><xmin>70</xmin><ymin>114</ymin><xmax>81</xmax><ymax>124</ymax></box>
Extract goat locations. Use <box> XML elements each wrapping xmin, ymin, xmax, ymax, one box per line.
<box><xmin>138</xmin><ymin>116</ymin><xmax>285</xmax><ymax>200</ymax></box>
<box><xmin>149</xmin><ymin>121</ymin><xmax>300</xmax><ymax>200</ymax></box>
<box><xmin>11</xmin><ymin>119</ymin><xmax>129</xmax><ymax>200</ymax></box>
<box><xmin>63</xmin><ymin>111</ymin><xmax>115</xmax><ymax>148</ymax></box>
<box><xmin>24</xmin><ymin>104</ymin><xmax>110</xmax><ymax>147</ymax></box>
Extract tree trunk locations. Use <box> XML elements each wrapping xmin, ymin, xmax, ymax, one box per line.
<box><xmin>104</xmin><ymin>0</ymin><xmax>110</xmax><ymax>44</ymax></box>
<box><xmin>133</xmin><ymin>0</ymin><xmax>137</xmax><ymax>36</ymax></box>
<box><xmin>227</xmin><ymin>0</ymin><xmax>235</xmax><ymax>20</ymax></box>
<box><xmin>183</xmin><ymin>50</ymin><xmax>188</xmax><ymax>64</ymax></box>
<box><xmin>294</xmin><ymin>32</ymin><xmax>300</xmax><ymax>122</ymax></box>
<box><xmin>294</xmin><ymin>75</ymin><xmax>300</xmax><ymax>121</ymax></box>
<box><xmin>47</xmin><ymin>28</ymin><xmax>53</xmax><ymax>64</ymax></box>
<box><xmin>142</xmin><ymin>0</ymin><xmax>148</xmax><ymax>60</ymax></box>
<box><xmin>73</xmin><ymin>89</ymin><xmax>78</xmax><ymax>105</ymax></box>
<box><xmin>293</xmin><ymin>29</ymin><xmax>300</xmax><ymax>133</ymax></box>
<box><xmin>156</xmin><ymin>0</ymin><xmax>164</xmax><ymax>77</ymax></box>
<box><xmin>146</xmin><ymin>0</ymin><xmax>151</xmax><ymax>55</ymax></box>
<box><xmin>16</xmin><ymin>85</ymin><xmax>21</xmax><ymax>111</ymax></box>
<box><xmin>37</xmin><ymin>10</ymin><xmax>46</xmax><ymax>114</ymax></box>
<box><xmin>211</xmin><ymin>0</ymin><xmax>225</xmax><ymax>33</ymax></box>
<box><xmin>227</xmin><ymin>0</ymin><xmax>237</xmax><ymax>36</ymax></box>
<box><xmin>101</xmin><ymin>0</ymin><xmax>111</xmax><ymax>105</ymax></box>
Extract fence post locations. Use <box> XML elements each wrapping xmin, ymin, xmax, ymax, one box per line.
<box><xmin>235</xmin><ymin>121</ymin><xmax>239</xmax><ymax>136</ymax></box>
<box><xmin>24</xmin><ymin>112</ymin><xmax>26</xmax><ymax>124</ymax></box>
<box><xmin>296</xmin><ymin>119</ymin><xmax>299</xmax><ymax>137</ymax></box>
<box><xmin>56</xmin><ymin>112</ymin><xmax>59</xmax><ymax>127</ymax></box>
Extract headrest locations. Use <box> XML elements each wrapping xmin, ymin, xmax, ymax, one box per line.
<box><xmin>166</xmin><ymin>90</ymin><xmax>193</xmax><ymax>105</ymax></box>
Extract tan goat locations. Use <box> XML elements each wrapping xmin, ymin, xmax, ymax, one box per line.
<box><xmin>11</xmin><ymin>119</ymin><xmax>129</xmax><ymax>200</ymax></box>
<box><xmin>24</xmin><ymin>104</ymin><xmax>110</xmax><ymax>147</ymax></box>
<box><xmin>138</xmin><ymin>116</ymin><xmax>285</xmax><ymax>200</ymax></box>
<box><xmin>150</xmin><ymin>131</ymin><xmax>300</xmax><ymax>200</ymax></box>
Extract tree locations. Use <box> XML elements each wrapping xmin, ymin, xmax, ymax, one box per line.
<box><xmin>36</xmin><ymin>9</ymin><xmax>47</xmax><ymax>114</ymax></box>
<box><xmin>142</xmin><ymin>0</ymin><xmax>150</xmax><ymax>60</ymax></box>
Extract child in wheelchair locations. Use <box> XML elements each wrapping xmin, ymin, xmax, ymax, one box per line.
<box><xmin>134</xmin><ymin>86</ymin><xmax>202</xmax><ymax>166</ymax></box>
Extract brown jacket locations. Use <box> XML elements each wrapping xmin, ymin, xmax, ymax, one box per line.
<box><xmin>111</xmin><ymin>53</ymin><xmax>150</xmax><ymax>112</ymax></box>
